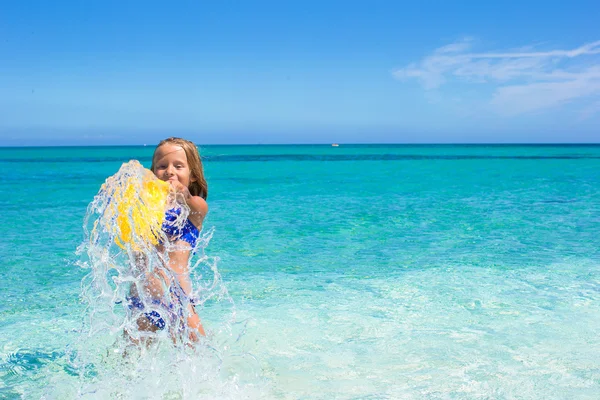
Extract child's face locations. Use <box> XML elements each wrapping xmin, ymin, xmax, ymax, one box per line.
<box><xmin>152</xmin><ymin>144</ymin><xmax>195</xmax><ymax>187</ymax></box>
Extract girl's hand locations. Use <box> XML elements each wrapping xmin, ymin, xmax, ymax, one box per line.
<box><xmin>168</xmin><ymin>180</ymin><xmax>191</xmax><ymax>200</ymax></box>
<box><xmin>167</xmin><ymin>181</ymin><xmax>208</xmax><ymax>229</ymax></box>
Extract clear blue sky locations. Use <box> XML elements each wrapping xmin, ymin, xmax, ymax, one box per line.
<box><xmin>1</xmin><ymin>0</ymin><xmax>599</xmax><ymax>145</ymax></box>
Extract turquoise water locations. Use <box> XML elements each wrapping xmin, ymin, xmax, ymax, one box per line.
<box><xmin>1</xmin><ymin>144</ymin><xmax>600</xmax><ymax>399</ymax></box>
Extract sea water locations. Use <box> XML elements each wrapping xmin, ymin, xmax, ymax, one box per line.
<box><xmin>1</xmin><ymin>144</ymin><xmax>599</xmax><ymax>399</ymax></box>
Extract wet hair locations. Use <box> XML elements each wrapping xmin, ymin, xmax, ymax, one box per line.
<box><xmin>151</xmin><ymin>137</ymin><xmax>208</xmax><ymax>200</ymax></box>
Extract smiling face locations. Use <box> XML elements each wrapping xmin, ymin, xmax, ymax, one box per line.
<box><xmin>152</xmin><ymin>144</ymin><xmax>196</xmax><ymax>188</ymax></box>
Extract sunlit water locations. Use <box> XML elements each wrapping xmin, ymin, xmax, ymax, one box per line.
<box><xmin>1</xmin><ymin>144</ymin><xmax>599</xmax><ymax>399</ymax></box>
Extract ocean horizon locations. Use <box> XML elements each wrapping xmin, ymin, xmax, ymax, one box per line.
<box><xmin>2</xmin><ymin>142</ymin><xmax>600</xmax><ymax>147</ymax></box>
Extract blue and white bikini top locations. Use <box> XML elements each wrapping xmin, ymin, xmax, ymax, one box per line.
<box><xmin>162</xmin><ymin>207</ymin><xmax>199</xmax><ymax>248</ymax></box>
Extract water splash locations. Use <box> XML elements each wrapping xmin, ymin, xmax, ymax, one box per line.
<box><xmin>67</xmin><ymin>161</ymin><xmax>264</xmax><ymax>399</ymax></box>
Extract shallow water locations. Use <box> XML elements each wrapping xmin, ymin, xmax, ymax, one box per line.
<box><xmin>1</xmin><ymin>144</ymin><xmax>599</xmax><ymax>399</ymax></box>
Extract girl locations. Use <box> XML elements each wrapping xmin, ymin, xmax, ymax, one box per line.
<box><xmin>128</xmin><ymin>137</ymin><xmax>208</xmax><ymax>342</ymax></box>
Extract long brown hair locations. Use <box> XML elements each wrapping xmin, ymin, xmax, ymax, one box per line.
<box><xmin>151</xmin><ymin>137</ymin><xmax>208</xmax><ymax>200</ymax></box>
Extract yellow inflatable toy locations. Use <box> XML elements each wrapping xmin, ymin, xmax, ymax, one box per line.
<box><xmin>94</xmin><ymin>161</ymin><xmax>170</xmax><ymax>250</ymax></box>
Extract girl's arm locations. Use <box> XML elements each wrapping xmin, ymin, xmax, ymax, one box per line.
<box><xmin>169</xmin><ymin>181</ymin><xmax>208</xmax><ymax>229</ymax></box>
<box><xmin>185</xmin><ymin>194</ymin><xmax>208</xmax><ymax>229</ymax></box>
